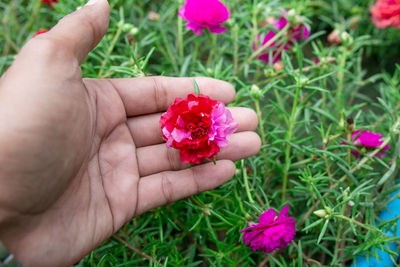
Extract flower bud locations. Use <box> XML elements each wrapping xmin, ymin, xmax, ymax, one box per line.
<box><xmin>203</xmin><ymin>209</ymin><xmax>211</xmax><ymax>216</ymax></box>
<box><xmin>235</xmin><ymin>168</ymin><xmax>241</xmax><ymax>176</ymax></box>
<box><xmin>121</xmin><ymin>23</ymin><xmax>134</xmax><ymax>33</ymax></box>
<box><xmin>287</xmin><ymin>9</ymin><xmax>296</xmax><ymax>21</ymax></box>
<box><xmin>296</xmin><ymin>75</ymin><xmax>309</xmax><ymax>87</ymax></box>
<box><xmin>273</xmin><ymin>61</ymin><xmax>284</xmax><ymax>72</ymax></box>
<box><xmin>340</xmin><ymin>31</ymin><xmax>354</xmax><ymax>46</ymax></box>
<box><xmin>129</xmin><ymin>27</ymin><xmax>139</xmax><ymax>36</ymax></box>
<box><xmin>325</xmin><ymin>206</ymin><xmax>333</xmax><ymax>216</ymax></box>
<box><xmin>255</xmin><ymin>3</ymin><xmax>264</xmax><ymax>13</ymax></box>
<box><xmin>251</xmin><ymin>84</ymin><xmax>263</xmax><ymax>99</ymax></box>
<box><xmin>117</xmin><ymin>20</ymin><xmax>125</xmax><ymax>29</ymax></box>
<box><xmin>339</xmin><ymin>117</ymin><xmax>345</xmax><ymax>131</ymax></box>
<box><xmin>313</xmin><ymin>209</ymin><xmax>327</xmax><ymax>218</ymax></box>
<box><xmin>148</xmin><ymin>11</ymin><xmax>160</xmax><ymax>21</ymax></box>
<box><xmin>328</xmin><ymin>29</ymin><xmax>341</xmax><ymax>45</ymax></box>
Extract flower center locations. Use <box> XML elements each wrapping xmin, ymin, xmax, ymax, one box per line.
<box><xmin>191</xmin><ymin>126</ymin><xmax>209</xmax><ymax>139</ymax></box>
<box><xmin>186</xmin><ymin>119</ymin><xmax>210</xmax><ymax>139</ymax></box>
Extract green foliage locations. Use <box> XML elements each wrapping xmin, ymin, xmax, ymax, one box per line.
<box><xmin>1</xmin><ymin>0</ymin><xmax>400</xmax><ymax>266</ymax></box>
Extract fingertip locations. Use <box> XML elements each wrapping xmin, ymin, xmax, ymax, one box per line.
<box><xmin>248</xmin><ymin>109</ymin><xmax>259</xmax><ymax>130</ymax></box>
<box><xmin>220</xmin><ymin>159</ymin><xmax>237</xmax><ymax>179</ymax></box>
<box><xmin>192</xmin><ymin>160</ymin><xmax>236</xmax><ymax>188</ymax></box>
<box><xmin>195</xmin><ymin>77</ymin><xmax>236</xmax><ymax>104</ymax></box>
<box><xmin>252</xmin><ymin>132</ymin><xmax>262</xmax><ymax>155</ymax></box>
<box><xmin>46</xmin><ymin>0</ymin><xmax>110</xmax><ymax>63</ymax></box>
<box><xmin>218</xmin><ymin>132</ymin><xmax>261</xmax><ymax>161</ymax></box>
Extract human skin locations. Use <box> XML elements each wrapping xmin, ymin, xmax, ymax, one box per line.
<box><xmin>0</xmin><ymin>0</ymin><xmax>261</xmax><ymax>266</ymax></box>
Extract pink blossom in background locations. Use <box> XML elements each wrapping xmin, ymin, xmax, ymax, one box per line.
<box><xmin>179</xmin><ymin>0</ymin><xmax>230</xmax><ymax>36</ymax></box>
<box><xmin>255</xmin><ymin>14</ymin><xmax>310</xmax><ymax>64</ymax></box>
<box><xmin>370</xmin><ymin>0</ymin><xmax>400</xmax><ymax>28</ymax></box>
<box><xmin>254</xmin><ymin>32</ymin><xmax>289</xmax><ymax>64</ymax></box>
<box><xmin>344</xmin><ymin>129</ymin><xmax>390</xmax><ymax>158</ymax></box>
<box><xmin>42</xmin><ymin>0</ymin><xmax>58</xmax><ymax>9</ymax></box>
<box><xmin>241</xmin><ymin>205</ymin><xmax>296</xmax><ymax>253</ymax></box>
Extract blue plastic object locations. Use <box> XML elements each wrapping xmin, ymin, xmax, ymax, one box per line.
<box><xmin>351</xmin><ymin>188</ymin><xmax>400</xmax><ymax>267</ymax></box>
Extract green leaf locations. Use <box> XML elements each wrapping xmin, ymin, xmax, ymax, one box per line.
<box><xmin>193</xmin><ymin>79</ymin><xmax>200</xmax><ymax>94</ymax></box>
<box><xmin>317</xmin><ymin>219</ymin><xmax>330</xmax><ymax>244</ymax></box>
<box><xmin>378</xmin><ymin>161</ymin><xmax>397</xmax><ymax>186</ymax></box>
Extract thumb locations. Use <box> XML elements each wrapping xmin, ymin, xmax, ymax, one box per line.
<box><xmin>41</xmin><ymin>0</ymin><xmax>110</xmax><ymax>64</ymax></box>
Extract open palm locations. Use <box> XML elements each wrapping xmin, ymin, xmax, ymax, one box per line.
<box><xmin>0</xmin><ymin>1</ymin><xmax>260</xmax><ymax>266</ymax></box>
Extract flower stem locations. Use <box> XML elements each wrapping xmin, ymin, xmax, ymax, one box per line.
<box><xmin>282</xmin><ymin>84</ymin><xmax>301</xmax><ymax>202</ymax></box>
<box><xmin>333</xmin><ymin>214</ymin><xmax>377</xmax><ymax>233</ymax></box>
<box><xmin>241</xmin><ymin>160</ymin><xmax>255</xmax><ymax>203</ymax></box>
<box><xmin>207</xmin><ymin>32</ymin><xmax>217</xmax><ymax>67</ymax></box>
<box><xmin>98</xmin><ymin>23</ymin><xmax>123</xmax><ymax>78</ymax></box>
<box><xmin>0</xmin><ymin>27</ymin><xmax>19</xmax><ymax>53</ymax></box>
<box><xmin>177</xmin><ymin>15</ymin><xmax>184</xmax><ymax>65</ymax></box>
<box><xmin>232</xmin><ymin>25</ymin><xmax>239</xmax><ymax>75</ymax></box>
<box><xmin>336</xmin><ymin>47</ymin><xmax>348</xmax><ymax>115</ymax></box>
<box><xmin>192</xmin><ymin>37</ymin><xmax>200</xmax><ymax>63</ymax></box>
<box><xmin>332</xmin><ymin>202</ymin><xmax>347</xmax><ymax>265</ymax></box>
<box><xmin>254</xmin><ymin>96</ymin><xmax>269</xmax><ymax>170</ymax></box>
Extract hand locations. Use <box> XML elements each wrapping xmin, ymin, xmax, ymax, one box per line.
<box><xmin>0</xmin><ymin>0</ymin><xmax>260</xmax><ymax>266</ymax></box>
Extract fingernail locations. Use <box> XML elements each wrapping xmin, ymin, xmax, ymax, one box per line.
<box><xmin>85</xmin><ymin>0</ymin><xmax>99</xmax><ymax>6</ymax></box>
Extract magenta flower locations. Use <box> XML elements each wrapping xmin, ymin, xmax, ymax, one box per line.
<box><xmin>241</xmin><ymin>205</ymin><xmax>296</xmax><ymax>253</ymax></box>
<box><xmin>255</xmin><ymin>14</ymin><xmax>310</xmax><ymax>64</ymax></box>
<box><xmin>345</xmin><ymin>129</ymin><xmax>390</xmax><ymax>158</ymax></box>
<box><xmin>178</xmin><ymin>0</ymin><xmax>230</xmax><ymax>36</ymax></box>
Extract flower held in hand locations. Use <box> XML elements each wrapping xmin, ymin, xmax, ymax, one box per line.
<box><xmin>370</xmin><ymin>0</ymin><xmax>400</xmax><ymax>28</ymax></box>
<box><xmin>160</xmin><ymin>94</ymin><xmax>237</xmax><ymax>164</ymax></box>
<box><xmin>179</xmin><ymin>0</ymin><xmax>230</xmax><ymax>35</ymax></box>
<box><xmin>241</xmin><ymin>205</ymin><xmax>296</xmax><ymax>253</ymax></box>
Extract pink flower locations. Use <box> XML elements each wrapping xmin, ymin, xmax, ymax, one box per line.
<box><xmin>241</xmin><ymin>205</ymin><xmax>296</xmax><ymax>253</ymax></box>
<box><xmin>370</xmin><ymin>0</ymin><xmax>400</xmax><ymax>28</ymax></box>
<box><xmin>178</xmin><ymin>0</ymin><xmax>230</xmax><ymax>36</ymax></box>
<box><xmin>344</xmin><ymin>129</ymin><xmax>390</xmax><ymax>158</ymax></box>
<box><xmin>160</xmin><ymin>94</ymin><xmax>237</xmax><ymax>164</ymax></box>
<box><xmin>255</xmin><ymin>14</ymin><xmax>310</xmax><ymax>64</ymax></box>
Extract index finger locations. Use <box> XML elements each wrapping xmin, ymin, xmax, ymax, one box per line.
<box><xmin>106</xmin><ymin>76</ymin><xmax>236</xmax><ymax>117</ymax></box>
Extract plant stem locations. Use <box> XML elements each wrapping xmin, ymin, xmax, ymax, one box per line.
<box><xmin>207</xmin><ymin>32</ymin><xmax>217</xmax><ymax>67</ymax></box>
<box><xmin>242</xmin><ymin>160</ymin><xmax>255</xmax><ymax>203</ymax></box>
<box><xmin>233</xmin><ymin>25</ymin><xmax>239</xmax><ymax>74</ymax></box>
<box><xmin>0</xmin><ymin>27</ymin><xmax>19</xmax><ymax>53</ymax></box>
<box><xmin>98</xmin><ymin>24</ymin><xmax>123</xmax><ymax>78</ymax></box>
<box><xmin>192</xmin><ymin>37</ymin><xmax>200</xmax><ymax>64</ymax></box>
<box><xmin>332</xmin><ymin>202</ymin><xmax>347</xmax><ymax>265</ymax></box>
<box><xmin>113</xmin><ymin>234</ymin><xmax>154</xmax><ymax>261</ymax></box>
<box><xmin>336</xmin><ymin>47</ymin><xmax>348</xmax><ymax>115</ymax></box>
<box><xmin>177</xmin><ymin>15</ymin><xmax>184</xmax><ymax>65</ymax></box>
<box><xmin>254</xmin><ymin>96</ymin><xmax>269</xmax><ymax>169</ymax></box>
<box><xmin>333</xmin><ymin>214</ymin><xmax>376</xmax><ymax>232</ymax></box>
<box><xmin>282</xmin><ymin>84</ymin><xmax>301</xmax><ymax>201</ymax></box>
